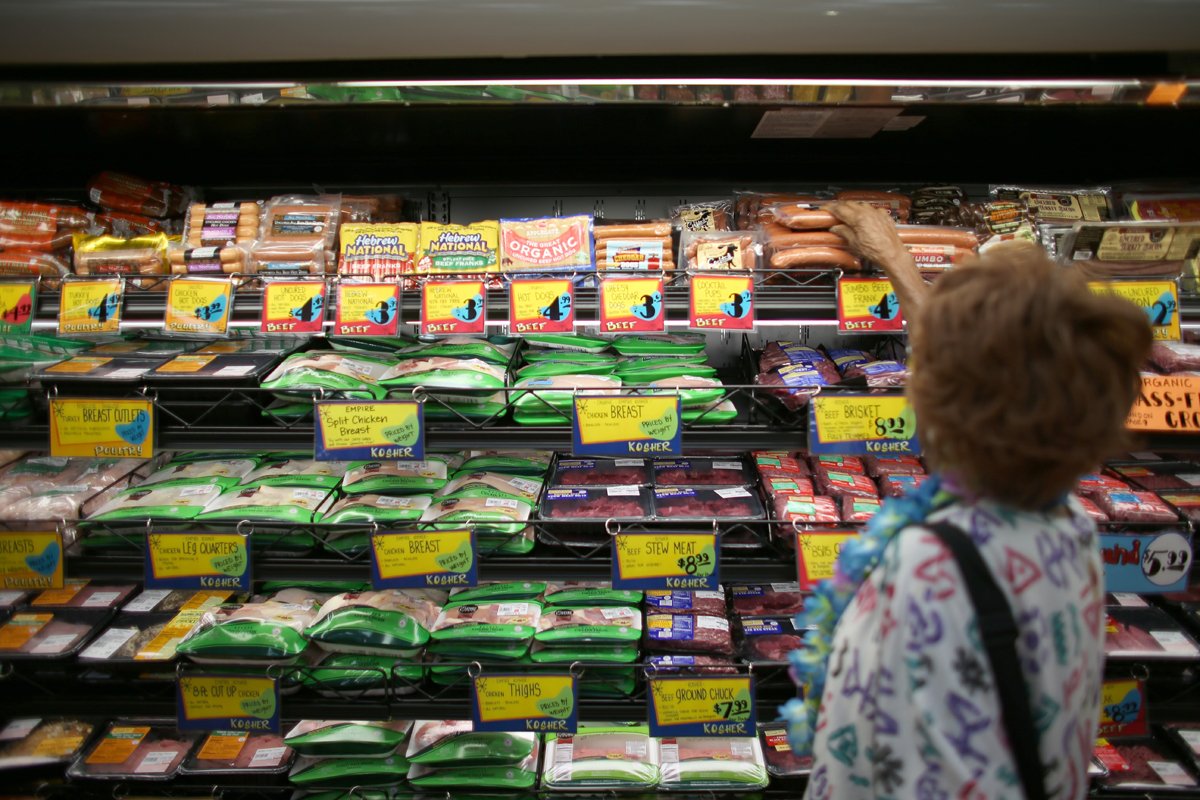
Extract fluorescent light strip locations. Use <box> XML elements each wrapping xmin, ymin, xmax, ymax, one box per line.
<box><xmin>337</xmin><ymin>78</ymin><xmax>1150</xmax><ymax>89</ymax></box>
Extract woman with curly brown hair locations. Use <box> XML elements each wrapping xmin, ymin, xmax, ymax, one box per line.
<box><xmin>783</xmin><ymin>202</ymin><xmax>1153</xmax><ymax>800</ymax></box>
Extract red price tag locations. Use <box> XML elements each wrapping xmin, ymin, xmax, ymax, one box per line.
<box><xmin>334</xmin><ymin>282</ymin><xmax>399</xmax><ymax>336</ymax></box>
<box><xmin>1097</xmin><ymin>678</ymin><xmax>1148</xmax><ymax>739</ymax></box>
<box><xmin>837</xmin><ymin>277</ymin><xmax>904</xmax><ymax>334</ymax></box>
<box><xmin>599</xmin><ymin>275</ymin><xmax>665</xmax><ymax>333</ymax></box>
<box><xmin>422</xmin><ymin>279</ymin><xmax>486</xmax><ymax>336</ymax></box>
<box><xmin>261</xmin><ymin>281</ymin><xmax>326</xmax><ymax>333</ymax></box>
<box><xmin>689</xmin><ymin>274</ymin><xmax>754</xmax><ymax>331</ymax></box>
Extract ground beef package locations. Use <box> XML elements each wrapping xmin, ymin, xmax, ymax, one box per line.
<box><xmin>841</xmin><ymin>495</ymin><xmax>882</xmax><ymax>523</ymax></box>
<box><xmin>68</xmin><ymin>723</ymin><xmax>198</xmax><ymax>781</ymax></box>
<box><xmin>815</xmin><ymin>468</ymin><xmax>879</xmax><ymax>500</ymax></box>
<box><xmin>862</xmin><ymin>454</ymin><xmax>924</xmax><ymax>477</ymax></box>
<box><xmin>644</xmin><ymin>590</ymin><xmax>727</xmax><ymax>616</ymax></box>
<box><xmin>730</xmin><ymin>583</ymin><xmax>806</xmax><ymax>616</ymax></box>
<box><xmin>762</xmin><ymin>474</ymin><xmax>816</xmax><ymax>498</ymax></box>
<box><xmin>645</xmin><ymin>613</ymin><xmax>734</xmax><ymax>656</ymax></box>
<box><xmin>646</xmin><ymin>653</ymin><xmax>740</xmax><ymax>674</ymax></box>
<box><xmin>1105</xmin><ymin>606</ymin><xmax>1200</xmax><ymax>660</ymax></box>
<box><xmin>879</xmin><ymin>473</ymin><xmax>930</xmax><ymax>498</ymax></box>
<box><xmin>753</xmin><ymin>453</ymin><xmax>811</xmax><ymax>479</ymax></box>
<box><xmin>1092</xmin><ymin>489</ymin><xmax>1179</xmax><ymax>524</ymax></box>
<box><xmin>1100</xmin><ymin>739</ymin><xmax>1199</xmax><ymax>791</ymax></box>
<box><xmin>773</xmin><ymin>494</ymin><xmax>840</xmax><ymax>524</ymax></box>
<box><xmin>1076</xmin><ymin>472</ymin><xmax>1133</xmax><ymax>497</ymax></box>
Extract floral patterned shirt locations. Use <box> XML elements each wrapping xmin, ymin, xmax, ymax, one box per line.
<box><xmin>805</xmin><ymin>496</ymin><xmax>1105</xmax><ymax>800</ymax></box>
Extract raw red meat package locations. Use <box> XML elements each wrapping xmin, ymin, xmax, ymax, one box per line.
<box><xmin>756</xmin><ymin>365</ymin><xmax>831</xmax><ymax>410</ymax></box>
<box><xmin>841</xmin><ymin>496</ymin><xmax>882</xmax><ymax>523</ymax></box>
<box><xmin>879</xmin><ymin>473</ymin><xmax>929</xmax><ymax>498</ymax></box>
<box><xmin>738</xmin><ymin>616</ymin><xmax>805</xmax><ymax>663</ymax></box>
<box><xmin>645</xmin><ymin>613</ymin><xmax>734</xmax><ymax>656</ymax></box>
<box><xmin>1149</xmin><ymin>341</ymin><xmax>1200</xmax><ymax>373</ymax></box>
<box><xmin>1164</xmin><ymin>723</ymin><xmax>1200</xmax><ymax>769</ymax></box>
<box><xmin>1101</xmin><ymin>740</ymin><xmax>1198</xmax><ymax>790</ymax></box>
<box><xmin>1105</xmin><ymin>607</ymin><xmax>1200</xmax><ymax>659</ymax></box>
<box><xmin>863</xmin><ymin>454</ymin><xmax>924</xmax><ymax>477</ymax></box>
<box><xmin>540</xmin><ymin>487</ymin><xmax>653</xmax><ymax>520</ymax></box>
<box><xmin>759</xmin><ymin>723</ymin><xmax>813</xmax><ymax>777</ymax></box>
<box><xmin>1092</xmin><ymin>490</ymin><xmax>1179</xmax><ymax>524</ymax></box>
<box><xmin>815</xmin><ymin>469</ymin><xmax>879</xmax><ymax>500</ymax></box>
<box><xmin>730</xmin><ymin>583</ymin><xmax>805</xmax><ymax>616</ymax></box>
<box><xmin>772</xmin><ymin>494</ymin><xmax>840</xmax><ymax>524</ymax></box>
<box><xmin>753</xmin><ymin>453</ymin><xmax>810</xmax><ymax>478</ymax></box>
<box><xmin>652</xmin><ymin>487</ymin><xmax>765</xmax><ymax>520</ymax></box>
<box><xmin>643</xmin><ymin>590</ymin><xmax>726</xmax><ymax>616</ymax></box>
<box><xmin>0</xmin><ymin>611</ymin><xmax>107</xmax><ymax>659</ymax></box>
<box><xmin>809</xmin><ymin>455</ymin><xmax>865</xmax><ymax>475</ymax></box>
<box><xmin>1074</xmin><ymin>495</ymin><xmax>1109</xmax><ymax>522</ymax></box>
<box><xmin>652</xmin><ymin>458</ymin><xmax>750</xmax><ymax>487</ymax></box>
<box><xmin>1111</xmin><ymin>465</ymin><xmax>1200</xmax><ymax>491</ymax></box>
<box><xmin>761</xmin><ymin>475</ymin><xmax>816</xmax><ymax>498</ymax></box>
<box><xmin>179</xmin><ymin>732</ymin><xmax>293</xmax><ymax>775</ymax></box>
<box><xmin>551</xmin><ymin>458</ymin><xmax>652</xmax><ymax>487</ymax></box>
<box><xmin>1158</xmin><ymin>492</ymin><xmax>1200</xmax><ymax>524</ymax></box>
<box><xmin>646</xmin><ymin>654</ymin><xmax>739</xmax><ymax>674</ymax></box>
<box><xmin>68</xmin><ymin>723</ymin><xmax>198</xmax><ymax>781</ymax></box>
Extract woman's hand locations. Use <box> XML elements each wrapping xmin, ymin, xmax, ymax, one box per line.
<box><xmin>827</xmin><ymin>200</ymin><xmax>929</xmax><ymax>321</ymax></box>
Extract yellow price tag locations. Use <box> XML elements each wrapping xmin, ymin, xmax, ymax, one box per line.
<box><xmin>147</xmin><ymin>532</ymin><xmax>249</xmax><ymax>590</ymax></box>
<box><xmin>473</xmin><ymin>674</ymin><xmax>576</xmax><ymax>732</ymax></box>
<box><xmin>796</xmin><ymin>530</ymin><xmax>857</xmax><ymax>590</ymax></box>
<box><xmin>59</xmin><ymin>279</ymin><xmax>123</xmax><ymax>335</ymax></box>
<box><xmin>314</xmin><ymin>400</ymin><xmax>423</xmax><ymax>460</ymax></box>
<box><xmin>573</xmin><ymin>395</ymin><xmax>681</xmax><ymax>456</ymax></box>
<box><xmin>613</xmin><ymin>532</ymin><xmax>717</xmax><ymax>590</ymax></box>
<box><xmin>165</xmin><ymin>278</ymin><xmax>233</xmax><ymax>335</ymax></box>
<box><xmin>371</xmin><ymin>529</ymin><xmax>475</xmax><ymax>588</ymax></box>
<box><xmin>1089</xmin><ymin>280</ymin><xmax>1180</xmax><ymax>341</ymax></box>
<box><xmin>178</xmin><ymin>675</ymin><xmax>278</xmax><ymax>730</ymax></box>
<box><xmin>0</xmin><ymin>532</ymin><xmax>63</xmax><ymax>590</ymax></box>
<box><xmin>49</xmin><ymin>398</ymin><xmax>153</xmax><ymax>458</ymax></box>
<box><xmin>649</xmin><ymin>676</ymin><xmax>754</xmax><ymax>735</ymax></box>
<box><xmin>809</xmin><ymin>394</ymin><xmax>917</xmax><ymax>454</ymax></box>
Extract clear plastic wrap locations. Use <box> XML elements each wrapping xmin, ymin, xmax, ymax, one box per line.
<box><xmin>680</xmin><ymin>230</ymin><xmax>760</xmax><ymax>271</ymax></box>
<box><xmin>541</xmin><ymin>725</ymin><xmax>659</xmax><ymax>790</ymax></box>
<box><xmin>184</xmin><ymin>202</ymin><xmax>260</xmax><ymax>247</ymax></box>
<box><xmin>67</xmin><ymin>723</ymin><xmax>197</xmax><ymax>781</ymax></box>
<box><xmin>658</xmin><ymin>736</ymin><xmax>769</xmax><ymax>790</ymax></box>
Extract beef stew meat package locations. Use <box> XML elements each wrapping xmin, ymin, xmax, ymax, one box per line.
<box><xmin>1105</xmin><ymin>607</ymin><xmax>1200</xmax><ymax>660</ymax></box>
<box><xmin>645</xmin><ymin>613</ymin><xmax>735</xmax><ymax>656</ymax></box>
<box><xmin>179</xmin><ymin>731</ymin><xmax>294</xmax><ymax>776</ymax></box>
<box><xmin>651</xmin><ymin>487</ymin><xmax>765</xmax><ymax>521</ymax></box>
<box><xmin>551</xmin><ymin>458</ymin><xmax>653</xmax><ymax>487</ymax></box>
<box><xmin>1100</xmin><ymin>739</ymin><xmax>1199</xmax><ymax>791</ymax></box>
<box><xmin>0</xmin><ymin>718</ymin><xmax>96</xmax><ymax>770</ymax></box>
<box><xmin>0</xmin><ymin>611</ymin><xmax>109</xmax><ymax>659</ymax></box>
<box><xmin>29</xmin><ymin>579</ymin><xmax>137</xmax><ymax>611</ymax></box>
<box><xmin>738</xmin><ymin>616</ymin><xmax>806</xmax><ymax>663</ymax></box>
<box><xmin>862</xmin><ymin>454</ymin><xmax>924</xmax><ymax>477</ymax></box>
<box><xmin>643</xmin><ymin>590</ymin><xmax>727</xmax><ymax>616</ymax></box>
<box><xmin>1092</xmin><ymin>489</ymin><xmax>1179</xmax><ymax>523</ymax></box>
<box><xmin>759</xmin><ymin>722</ymin><xmax>813</xmax><ymax>777</ymax></box>
<box><xmin>68</xmin><ymin>723</ymin><xmax>198</xmax><ymax>781</ymax></box>
<box><xmin>658</xmin><ymin>736</ymin><xmax>769</xmax><ymax>790</ymax></box>
<box><xmin>541</xmin><ymin>725</ymin><xmax>659</xmax><ymax>790</ymax></box>
<box><xmin>730</xmin><ymin>583</ymin><xmax>806</xmax><ymax>616</ymax></box>
<box><xmin>652</xmin><ymin>458</ymin><xmax>751</xmax><ymax>487</ymax></box>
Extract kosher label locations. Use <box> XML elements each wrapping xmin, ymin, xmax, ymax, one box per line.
<box><xmin>471</xmin><ymin>673</ymin><xmax>578</xmax><ymax>733</ymax></box>
<box><xmin>1100</xmin><ymin>531</ymin><xmax>1191</xmax><ymax>594</ymax></box>
<box><xmin>1089</xmin><ymin>280</ymin><xmax>1180</xmax><ymax>341</ymax></box>
<box><xmin>0</xmin><ymin>281</ymin><xmax>36</xmax><ymax>334</ymax></box>
<box><xmin>599</xmin><ymin>275</ymin><xmax>665</xmax><ymax>333</ymax></box>
<box><xmin>261</xmin><ymin>280</ymin><xmax>326</xmax><ymax>333</ymax></box>
<box><xmin>145</xmin><ymin>532</ymin><xmax>251</xmax><ymax>591</ymax></box>
<box><xmin>1127</xmin><ymin>375</ymin><xmax>1200</xmax><ymax>432</ymax></box>
<box><xmin>370</xmin><ymin>529</ymin><xmax>477</xmax><ymax>588</ymax></box>
<box><xmin>314</xmin><ymin>400</ymin><xmax>424</xmax><ymax>461</ymax></box>
<box><xmin>59</xmin><ymin>278</ymin><xmax>124</xmax><ymax>335</ymax></box>
<box><xmin>0</xmin><ymin>532</ymin><xmax>64</xmax><ymax>590</ymax></box>
<box><xmin>165</xmin><ymin>278</ymin><xmax>233</xmax><ymax>335</ymax></box>
<box><xmin>334</xmin><ymin>282</ymin><xmax>399</xmax><ymax>336</ymax></box>
<box><xmin>808</xmin><ymin>394</ymin><xmax>919</xmax><ymax>456</ymax></box>
<box><xmin>689</xmin><ymin>274</ymin><xmax>754</xmax><ymax>330</ymax></box>
<box><xmin>177</xmin><ymin>674</ymin><xmax>280</xmax><ymax>733</ymax></box>
<box><xmin>796</xmin><ymin>530</ymin><xmax>857</xmax><ymax>590</ymax></box>
<box><xmin>49</xmin><ymin>397</ymin><xmax>153</xmax><ymax>459</ymax></box>
<box><xmin>1098</xmin><ymin>678</ymin><xmax>1148</xmax><ymax>738</ymax></box>
<box><xmin>573</xmin><ymin>395</ymin><xmax>681</xmax><ymax>457</ymax></box>
<box><xmin>422</xmin><ymin>279</ymin><xmax>486</xmax><ymax>336</ymax></box>
<box><xmin>837</xmin><ymin>277</ymin><xmax>905</xmax><ymax>333</ymax></box>
<box><xmin>612</xmin><ymin>532</ymin><xmax>718</xmax><ymax>591</ymax></box>
<box><xmin>647</xmin><ymin>675</ymin><xmax>755</xmax><ymax>737</ymax></box>
<box><xmin>509</xmin><ymin>278</ymin><xmax>574</xmax><ymax>334</ymax></box>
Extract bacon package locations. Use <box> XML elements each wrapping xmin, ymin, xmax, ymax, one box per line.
<box><xmin>645</xmin><ymin>613</ymin><xmax>734</xmax><ymax>656</ymax></box>
<box><xmin>652</xmin><ymin>487</ymin><xmax>765</xmax><ymax>521</ymax></box>
<box><xmin>863</xmin><ymin>454</ymin><xmax>925</xmax><ymax>477</ymax></box>
<box><xmin>500</xmin><ymin>215</ymin><xmax>593</xmax><ymax>274</ymax></box>
<box><xmin>753</xmin><ymin>453</ymin><xmax>811</xmax><ymax>478</ymax></box>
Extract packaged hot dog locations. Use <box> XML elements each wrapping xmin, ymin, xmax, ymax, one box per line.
<box><xmin>259</xmin><ymin>195</ymin><xmax>341</xmax><ymax>252</ymax></box>
<box><xmin>0</xmin><ymin>201</ymin><xmax>91</xmax><ymax>239</ymax></box>
<box><xmin>681</xmin><ymin>231</ymin><xmax>760</xmax><ymax>271</ymax></box>
<box><xmin>96</xmin><ymin>210</ymin><xmax>174</xmax><ymax>239</ymax></box>
<box><xmin>167</xmin><ymin>244</ymin><xmax>249</xmax><ymax>275</ymax></box>
<box><xmin>87</xmin><ymin>172</ymin><xmax>193</xmax><ymax>218</ymax></box>
<box><xmin>248</xmin><ymin>239</ymin><xmax>328</xmax><ymax>275</ymax></box>
<box><xmin>833</xmin><ymin>189</ymin><xmax>913</xmax><ymax>221</ymax></box>
<box><xmin>500</xmin><ymin>215</ymin><xmax>593</xmax><ymax>274</ymax></box>
<box><xmin>72</xmin><ymin>233</ymin><xmax>170</xmax><ymax>281</ymax></box>
<box><xmin>0</xmin><ymin>248</ymin><xmax>70</xmax><ymax>280</ymax></box>
<box><xmin>339</xmin><ymin>222</ymin><xmax>419</xmax><ymax>282</ymax></box>
<box><xmin>595</xmin><ymin>220</ymin><xmax>674</xmax><ymax>272</ymax></box>
<box><xmin>184</xmin><ymin>201</ymin><xmax>260</xmax><ymax>246</ymax></box>
<box><xmin>670</xmin><ymin>200</ymin><xmax>733</xmax><ymax>232</ymax></box>
<box><xmin>417</xmin><ymin>221</ymin><xmax>500</xmax><ymax>276</ymax></box>
<box><xmin>990</xmin><ymin>185</ymin><xmax>1114</xmax><ymax>223</ymax></box>
<box><xmin>1059</xmin><ymin>221</ymin><xmax>1200</xmax><ymax>279</ymax></box>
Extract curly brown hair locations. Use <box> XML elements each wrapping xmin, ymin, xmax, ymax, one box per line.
<box><xmin>909</xmin><ymin>242</ymin><xmax>1152</xmax><ymax>509</ymax></box>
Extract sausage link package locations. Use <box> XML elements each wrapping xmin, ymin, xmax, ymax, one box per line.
<box><xmin>542</xmin><ymin>724</ymin><xmax>660</xmax><ymax>790</ymax></box>
<box><xmin>288</xmin><ymin>753</ymin><xmax>410</xmax><ymax>787</ymax></box>
<box><xmin>552</xmin><ymin>457</ymin><xmax>653</xmax><ymax>487</ymax></box>
<box><xmin>680</xmin><ymin>230</ymin><xmax>761</xmax><ymax>271</ymax></box>
<box><xmin>72</xmin><ymin>233</ymin><xmax>170</xmax><ymax>279</ymax></box>
<box><xmin>730</xmin><ymin>584</ymin><xmax>806</xmax><ymax>616</ymax></box>
<box><xmin>534</xmin><ymin>606</ymin><xmax>642</xmax><ymax>644</ymax></box>
<box><xmin>304</xmin><ymin>590</ymin><xmax>440</xmax><ymax>657</ymax></box>
<box><xmin>338</xmin><ymin>222</ymin><xmax>420</xmax><ymax>282</ymax></box>
<box><xmin>644</xmin><ymin>590</ymin><xmax>727</xmax><ymax>616</ymax></box>
<box><xmin>341</xmin><ymin>457</ymin><xmax>455</xmax><ymax>495</ymax></box>
<box><xmin>500</xmin><ymin>215</ymin><xmax>593</xmax><ymax>274</ymax></box>
<box><xmin>671</xmin><ymin>200</ymin><xmax>733</xmax><ymax>233</ymax></box>
<box><xmin>184</xmin><ymin>201</ymin><xmax>260</xmax><ymax>247</ymax></box>
<box><xmin>653</xmin><ymin>457</ymin><xmax>750</xmax><ymax>487</ymax></box>
<box><xmin>407</xmin><ymin>740</ymin><xmax>539</xmax><ymax>789</ymax></box>
<box><xmin>176</xmin><ymin>599</ymin><xmax>320</xmax><ymax>665</ymax></box>
<box><xmin>430</xmin><ymin>600</ymin><xmax>542</xmax><ymax>643</ymax></box>
<box><xmin>0</xmin><ymin>718</ymin><xmax>96</xmax><ymax>771</ymax></box>
<box><xmin>283</xmin><ymin>720</ymin><xmax>413</xmax><ymax>758</ymax></box>
<box><xmin>406</xmin><ymin>720</ymin><xmax>535</xmax><ymax>766</ymax></box>
<box><xmin>543</xmin><ymin>582</ymin><xmax>643</xmax><ymax>608</ymax></box>
<box><xmin>87</xmin><ymin>172</ymin><xmax>193</xmax><ymax>218</ymax></box>
<box><xmin>67</xmin><ymin>723</ymin><xmax>198</xmax><ymax>781</ymax></box>
<box><xmin>658</xmin><ymin>736</ymin><xmax>769</xmax><ymax>790</ymax></box>
<box><xmin>178</xmin><ymin>731</ymin><xmax>293</xmax><ymax>778</ymax></box>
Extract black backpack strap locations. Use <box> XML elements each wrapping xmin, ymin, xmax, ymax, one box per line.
<box><xmin>924</xmin><ymin>521</ymin><xmax>1048</xmax><ymax>800</ymax></box>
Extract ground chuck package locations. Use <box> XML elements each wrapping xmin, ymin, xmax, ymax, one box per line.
<box><xmin>341</xmin><ymin>457</ymin><xmax>455</xmax><ymax>495</ymax></box>
<box><xmin>430</xmin><ymin>600</ymin><xmax>541</xmax><ymax>643</ymax></box>
<box><xmin>552</xmin><ymin>458</ymin><xmax>653</xmax><ymax>487</ymax></box>
<box><xmin>304</xmin><ymin>590</ymin><xmax>440</xmax><ymax>657</ymax></box>
<box><xmin>195</xmin><ymin>484</ymin><xmax>334</xmax><ymax>524</ymax></box>
<box><xmin>645</xmin><ymin>613</ymin><xmax>735</xmax><ymax>656</ymax></box>
<box><xmin>659</xmin><ymin>736</ymin><xmax>769</xmax><ymax>790</ymax></box>
<box><xmin>179</xmin><ymin>731</ymin><xmax>293</xmax><ymax>776</ymax></box>
<box><xmin>87</xmin><ymin>483</ymin><xmax>224</xmax><ymax>522</ymax></box>
<box><xmin>283</xmin><ymin>720</ymin><xmax>413</xmax><ymax>758</ymax></box>
<box><xmin>288</xmin><ymin>753</ymin><xmax>411</xmax><ymax>787</ymax></box>
<box><xmin>644</xmin><ymin>590</ymin><xmax>727</xmax><ymax>616</ymax></box>
<box><xmin>31</xmin><ymin>579</ymin><xmax>136</xmax><ymax>610</ymax></box>
<box><xmin>774</xmin><ymin>494</ymin><xmax>841</xmax><ymax>524</ymax></box>
<box><xmin>406</xmin><ymin>720</ymin><xmax>536</xmax><ymax>766</ymax></box>
<box><xmin>67</xmin><ymin>723</ymin><xmax>198</xmax><ymax>781</ymax></box>
<box><xmin>176</xmin><ymin>599</ymin><xmax>319</xmax><ymax>665</ymax></box>
<box><xmin>815</xmin><ymin>469</ymin><xmax>880</xmax><ymax>500</ymax></box>
<box><xmin>542</xmin><ymin>725</ymin><xmax>659</xmax><ymax>790</ymax></box>
<box><xmin>1105</xmin><ymin>607</ymin><xmax>1200</xmax><ymax>659</ymax></box>
<box><xmin>534</xmin><ymin>606</ymin><xmax>642</xmax><ymax>644</ymax></box>
<box><xmin>0</xmin><ymin>718</ymin><xmax>96</xmax><ymax>771</ymax></box>
<box><xmin>407</xmin><ymin>741</ymin><xmax>539</xmax><ymax>789</ymax></box>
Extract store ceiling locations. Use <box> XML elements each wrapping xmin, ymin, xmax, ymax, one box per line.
<box><xmin>2</xmin><ymin>0</ymin><xmax>1199</xmax><ymax>66</ymax></box>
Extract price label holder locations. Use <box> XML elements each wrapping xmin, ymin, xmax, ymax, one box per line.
<box><xmin>177</xmin><ymin>672</ymin><xmax>280</xmax><ymax>733</ymax></box>
<box><xmin>572</xmin><ymin>395</ymin><xmax>681</xmax><ymax>457</ymax></box>
<box><xmin>471</xmin><ymin>670</ymin><xmax>579</xmax><ymax>734</ymax></box>
<box><xmin>1127</xmin><ymin>375</ymin><xmax>1200</xmax><ymax>433</ymax></box>
<box><xmin>422</xmin><ymin>278</ymin><xmax>486</xmax><ymax>336</ymax></box>
<box><xmin>0</xmin><ymin>530</ymin><xmax>64</xmax><ymax>590</ymax></box>
<box><xmin>314</xmin><ymin>400</ymin><xmax>423</xmax><ymax>461</ymax></box>
<box><xmin>599</xmin><ymin>275</ymin><xmax>665</xmax><ymax>333</ymax></box>
<box><xmin>334</xmin><ymin>281</ymin><xmax>400</xmax><ymax>336</ymax></box>
<box><xmin>837</xmin><ymin>276</ymin><xmax>904</xmax><ymax>333</ymax></box>
<box><xmin>146</xmin><ymin>531</ymin><xmax>251</xmax><ymax>592</ymax></box>
<box><xmin>49</xmin><ymin>397</ymin><xmax>153</xmax><ymax>459</ymax></box>
<box><xmin>165</xmin><ymin>277</ymin><xmax>234</xmax><ymax>336</ymax></box>
<box><xmin>795</xmin><ymin>529</ymin><xmax>857</xmax><ymax>590</ymax></box>
<box><xmin>58</xmin><ymin>277</ymin><xmax>124</xmax><ymax>336</ymax></box>
<box><xmin>647</xmin><ymin>674</ymin><xmax>755</xmax><ymax>737</ymax></box>
<box><xmin>371</xmin><ymin>529</ymin><xmax>477</xmax><ymax>589</ymax></box>
<box><xmin>1089</xmin><ymin>279</ymin><xmax>1180</xmax><ymax>341</ymax></box>
<box><xmin>509</xmin><ymin>277</ymin><xmax>574</xmax><ymax>334</ymax></box>
<box><xmin>262</xmin><ymin>280</ymin><xmax>327</xmax><ymax>333</ymax></box>
<box><xmin>1098</xmin><ymin>677</ymin><xmax>1148</xmax><ymax>738</ymax></box>
<box><xmin>1100</xmin><ymin>531</ymin><xmax>1192</xmax><ymax>594</ymax></box>
<box><xmin>808</xmin><ymin>394</ymin><xmax>919</xmax><ymax>456</ymax></box>
<box><xmin>0</xmin><ymin>279</ymin><xmax>36</xmax><ymax>334</ymax></box>
<box><xmin>612</xmin><ymin>531</ymin><xmax>718</xmax><ymax>591</ymax></box>
<box><xmin>688</xmin><ymin>273</ymin><xmax>754</xmax><ymax>331</ymax></box>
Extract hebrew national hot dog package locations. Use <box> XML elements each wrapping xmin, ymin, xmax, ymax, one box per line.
<box><xmin>500</xmin><ymin>215</ymin><xmax>593</xmax><ymax>274</ymax></box>
<box><xmin>338</xmin><ymin>222</ymin><xmax>419</xmax><ymax>281</ymax></box>
<box><xmin>417</xmin><ymin>221</ymin><xmax>499</xmax><ymax>275</ymax></box>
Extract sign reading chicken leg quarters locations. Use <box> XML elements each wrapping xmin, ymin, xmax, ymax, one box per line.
<box><xmin>145</xmin><ymin>531</ymin><xmax>251</xmax><ymax>592</ymax></box>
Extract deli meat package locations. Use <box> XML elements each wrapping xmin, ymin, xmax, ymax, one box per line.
<box><xmin>68</xmin><ymin>723</ymin><xmax>198</xmax><ymax>781</ymax></box>
<box><xmin>542</xmin><ymin>724</ymin><xmax>659</xmax><ymax>790</ymax></box>
<box><xmin>645</xmin><ymin>613</ymin><xmax>735</xmax><ymax>656</ymax></box>
<box><xmin>753</xmin><ymin>452</ymin><xmax>811</xmax><ymax>478</ymax></box>
<box><xmin>1105</xmin><ymin>606</ymin><xmax>1200</xmax><ymax>660</ymax></box>
<box><xmin>651</xmin><ymin>487</ymin><xmax>765</xmax><ymax>520</ymax></box>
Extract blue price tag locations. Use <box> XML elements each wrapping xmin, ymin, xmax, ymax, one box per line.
<box><xmin>1101</xmin><ymin>531</ymin><xmax>1191</xmax><ymax>593</ymax></box>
